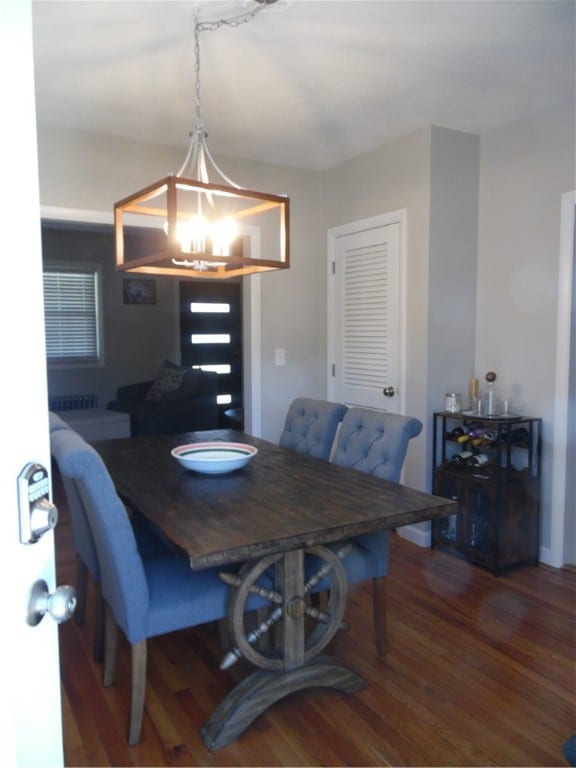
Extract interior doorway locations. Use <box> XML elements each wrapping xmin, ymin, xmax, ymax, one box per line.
<box><xmin>179</xmin><ymin>280</ymin><xmax>244</xmax><ymax>429</ymax></box>
<box><xmin>327</xmin><ymin>211</ymin><xmax>407</xmax><ymax>413</ymax></box>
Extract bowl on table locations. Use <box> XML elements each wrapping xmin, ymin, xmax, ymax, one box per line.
<box><xmin>171</xmin><ymin>442</ymin><xmax>257</xmax><ymax>475</ymax></box>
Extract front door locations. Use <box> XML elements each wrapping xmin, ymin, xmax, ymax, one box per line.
<box><xmin>1</xmin><ymin>2</ymin><xmax>65</xmax><ymax>764</ymax></box>
<box><xmin>327</xmin><ymin>211</ymin><xmax>406</xmax><ymax>412</ymax></box>
<box><xmin>179</xmin><ymin>280</ymin><xmax>243</xmax><ymax>429</ymax></box>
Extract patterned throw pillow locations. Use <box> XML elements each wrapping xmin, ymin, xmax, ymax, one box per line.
<box><xmin>145</xmin><ymin>362</ymin><xmax>186</xmax><ymax>402</ymax></box>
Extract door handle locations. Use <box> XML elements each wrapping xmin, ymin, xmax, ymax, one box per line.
<box><xmin>26</xmin><ymin>579</ymin><xmax>76</xmax><ymax>626</ymax></box>
<box><xmin>383</xmin><ymin>386</ymin><xmax>395</xmax><ymax>397</ymax></box>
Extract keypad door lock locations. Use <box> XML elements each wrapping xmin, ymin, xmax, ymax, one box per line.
<box><xmin>18</xmin><ymin>462</ymin><xmax>58</xmax><ymax>544</ymax></box>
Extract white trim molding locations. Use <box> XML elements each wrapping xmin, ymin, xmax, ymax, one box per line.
<box><xmin>548</xmin><ymin>190</ymin><xmax>575</xmax><ymax>567</ymax></box>
<box><xmin>41</xmin><ymin>205</ymin><xmax>113</xmax><ymax>225</ymax></box>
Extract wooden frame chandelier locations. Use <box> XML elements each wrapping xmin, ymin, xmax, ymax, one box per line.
<box><xmin>114</xmin><ymin>0</ymin><xmax>289</xmax><ymax>280</ymax></box>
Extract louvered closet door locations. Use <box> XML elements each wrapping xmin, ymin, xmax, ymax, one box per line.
<box><xmin>328</xmin><ymin>214</ymin><xmax>404</xmax><ymax>411</ymax></box>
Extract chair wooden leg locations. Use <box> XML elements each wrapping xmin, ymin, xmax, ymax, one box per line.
<box><xmin>128</xmin><ymin>640</ymin><xmax>147</xmax><ymax>746</ymax></box>
<box><xmin>103</xmin><ymin>603</ymin><xmax>118</xmax><ymax>687</ymax></box>
<box><xmin>74</xmin><ymin>556</ymin><xmax>88</xmax><ymax>626</ymax></box>
<box><xmin>93</xmin><ymin>583</ymin><xmax>105</xmax><ymax>664</ymax></box>
<box><xmin>372</xmin><ymin>575</ymin><xmax>388</xmax><ymax>656</ymax></box>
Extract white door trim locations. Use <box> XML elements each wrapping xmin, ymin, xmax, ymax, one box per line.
<box><xmin>40</xmin><ymin>205</ymin><xmax>263</xmax><ymax>437</ymax></box>
<box><xmin>549</xmin><ymin>190</ymin><xmax>575</xmax><ymax>567</ymax></box>
<box><xmin>327</xmin><ymin>210</ymin><xmax>408</xmax><ymax>412</ymax></box>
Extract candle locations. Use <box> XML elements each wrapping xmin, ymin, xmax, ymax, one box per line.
<box><xmin>468</xmin><ymin>377</ymin><xmax>479</xmax><ymax>412</ymax></box>
<box><xmin>469</xmin><ymin>377</ymin><xmax>479</xmax><ymax>399</ymax></box>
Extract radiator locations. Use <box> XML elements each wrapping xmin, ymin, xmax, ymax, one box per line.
<box><xmin>49</xmin><ymin>394</ymin><xmax>97</xmax><ymax>412</ymax></box>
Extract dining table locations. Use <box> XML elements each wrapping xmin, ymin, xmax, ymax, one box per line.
<box><xmin>94</xmin><ymin>428</ymin><xmax>456</xmax><ymax>750</ymax></box>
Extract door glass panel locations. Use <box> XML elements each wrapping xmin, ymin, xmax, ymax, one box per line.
<box><xmin>180</xmin><ymin>281</ymin><xmax>243</xmax><ymax>429</ymax></box>
<box><xmin>191</xmin><ymin>303</ymin><xmax>230</xmax><ymax>313</ymax></box>
<box><xmin>193</xmin><ymin>364</ymin><xmax>231</xmax><ymax>375</ymax></box>
<box><xmin>191</xmin><ymin>333</ymin><xmax>231</xmax><ymax>344</ymax></box>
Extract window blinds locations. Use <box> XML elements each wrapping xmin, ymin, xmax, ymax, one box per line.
<box><xmin>43</xmin><ymin>269</ymin><xmax>99</xmax><ymax>363</ymax></box>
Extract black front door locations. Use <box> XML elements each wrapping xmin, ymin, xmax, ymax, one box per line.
<box><xmin>179</xmin><ymin>280</ymin><xmax>243</xmax><ymax>429</ymax></box>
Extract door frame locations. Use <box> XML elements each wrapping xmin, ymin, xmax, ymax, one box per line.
<box><xmin>550</xmin><ymin>190</ymin><xmax>575</xmax><ymax>566</ymax></box>
<box><xmin>327</xmin><ymin>209</ymin><xmax>408</xmax><ymax>413</ymax></box>
<box><xmin>40</xmin><ymin>206</ymin><xmax>263</xmax><ymax>437</ymax></box>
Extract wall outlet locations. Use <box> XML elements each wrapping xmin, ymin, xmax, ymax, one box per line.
<box><xmin>275</xmin><ymin>348</ymin><xmax>286</xmax><ymax>366</ymax></box>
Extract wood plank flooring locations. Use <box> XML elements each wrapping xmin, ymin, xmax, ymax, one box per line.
<box><xmin>53</xmin><ymin>479</ymin><xmax>575</xmax><ymax>766</ymax></box>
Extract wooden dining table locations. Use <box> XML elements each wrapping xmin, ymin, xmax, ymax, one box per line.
<box><xmin>94</xmin><ymin>429</ymin><xmax>456</xmax><ymax>750</ymax></box>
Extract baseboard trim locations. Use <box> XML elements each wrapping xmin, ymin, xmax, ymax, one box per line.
<box><xmin>538</xmin><ymin>545</ymin><xmax>556</xmax><ymax>568</ymax></box>
<box><xmin>397</xmin><ymin>527</ymin><xmax>555</xmax><ymax>568</ymax></box>
<box><xmin>396</xmin><ymin>523</ymin><xmax>431</xmax><ymax>548</ymax></box>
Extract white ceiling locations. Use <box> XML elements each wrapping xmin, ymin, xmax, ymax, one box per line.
<box><xmin>32</xmin><ymin>0</ymin><xmax>575</xmax><ymax>172</ymax></box>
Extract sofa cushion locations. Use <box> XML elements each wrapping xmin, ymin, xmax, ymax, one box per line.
<box><xmin>145</xmin><ymin>360</ymin><xmax>186</xmax><ymax>402</ymax></box>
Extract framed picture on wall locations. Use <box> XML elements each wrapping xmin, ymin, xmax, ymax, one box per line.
<box><xmin>122</xmin><ymin>278</ymin><xmax>156</xmax><ymax>305</ymax></box>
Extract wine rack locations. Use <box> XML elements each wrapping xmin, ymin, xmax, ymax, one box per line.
<box><xmin>431</xmin><ymin>411</ymin><xmax>541</xmax><ymax>573</ymax></box>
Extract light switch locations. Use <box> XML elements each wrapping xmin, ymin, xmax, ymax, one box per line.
<box><xmin>275</xmin><ymin>348</ymin><xmax>286</xmax><ymax>366</ymax></box>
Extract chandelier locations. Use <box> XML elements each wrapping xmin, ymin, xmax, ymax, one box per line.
<box><xmin>114</xmin><ymin>0</ymin><xmax>289</xmax><ymax>280</ymax></box>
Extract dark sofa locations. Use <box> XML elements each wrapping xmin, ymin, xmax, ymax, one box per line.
<box><xmin>107</xmin><ymin>361</ymin><xmax>219</xmax><ymax>436</ymax></box>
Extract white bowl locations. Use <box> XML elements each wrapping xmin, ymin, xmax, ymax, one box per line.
<box><xmin>171</xmin><ymin>442</ymin><xmax>258</xmax><ymax>475</ymax></box>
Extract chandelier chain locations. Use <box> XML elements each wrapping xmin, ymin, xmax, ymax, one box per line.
<box><xmin>193</xmin><ymin>3</ymin><xmax>265</xmax><ymax>128</ymax></box>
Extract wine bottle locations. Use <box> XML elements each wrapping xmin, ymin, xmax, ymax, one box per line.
<box><xmin>451</xmin><ymin>451</ymin><xmax>473</xmax><ymax>465</ymax></box>
<box><xmin>465</xmin><ymin>453</ymin><xmax>491</xmax><ymax>467</ymax></box>
<box><xmin>471</xmin><ymin>430</ymin><xmax>496</xmax><ymax>448</ymax></box>
<box><xmin>483</xmin><ymin>370</ymin><xmax>498</xmax><ymax>416</ymax></box>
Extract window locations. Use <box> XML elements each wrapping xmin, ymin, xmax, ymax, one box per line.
<box><xmin>43</xmin><ymin>262</ymin><xmax>103</xmax><ymax>367</ymax></box>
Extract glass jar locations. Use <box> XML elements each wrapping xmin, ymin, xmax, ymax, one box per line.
<box><xmin>445</xmin><ymin>393</ymin><xmax>462</xmax><ymax>413</ymax></box>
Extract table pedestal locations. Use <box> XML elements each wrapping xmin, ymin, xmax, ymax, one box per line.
<box><xmin>202</xmin><ymin>656</ymin><xmax>366</xmax><ymax>751</ymax></box>
<box><xmin>202</xmin><ymin>545</ymin><xmax>365</xmax><ymax>751</ymax></box>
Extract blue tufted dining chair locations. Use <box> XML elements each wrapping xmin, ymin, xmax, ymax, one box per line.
<box><xmin>50</xmin><ymin>417</ymin><xmax>106</xmax><ymax>661</ymax></box>
<box><xmin>52</xmin><ymin>427</ymin><xmax>264</xmax><ymax>745</ymax></box>
<box><xmin>49</xmin><ymin>410</ymin><xmax>71</xmax><ymax>433</ymax></box>
<box><xmin>51</xmin><ymin>424</ymin><xmax>170</xmax><ymax>664</ymax></box>
<box><xmin>327</xmin><ymin>408</ymin><xmax>423</xmax><ymax>656</ymax></box>
<box><xmin>279</xmin><ymin>397</ymin><xmax>348</xmax><ymax>461</ymax></box>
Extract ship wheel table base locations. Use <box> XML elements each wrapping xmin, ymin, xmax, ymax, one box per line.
<box><xmin>201</xmin><ymin>545</ymin><xmax>367</xmax><ymax>751</ymax></box>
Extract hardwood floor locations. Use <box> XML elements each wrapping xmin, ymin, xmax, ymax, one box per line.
<box><xmin>53</xmin><ymin>480</ymin><xmax>575</xmax><ymax>767</ymax></box>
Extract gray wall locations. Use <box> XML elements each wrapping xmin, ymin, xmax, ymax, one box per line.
<box><xmin>37</xmin><ymin>97</ymin><xmax>574</xmax><ymax>561</ymax></box>
<box><xmin>322</xmin><ymin>127</ymin><xmax>432</xmax><ymax>494</ymax></box>
<box><xmin>476</xmin><ymin>101</ymin><xmax>575</xmax><ymax>554</ymax></box>
<box><xmin>322</xmin><ymin>126</ymin><xmax>480</xmax><ymax>545</ymax></box>
<box><xmin>42</xmin><ymin>223</ymin><xmax>180</xmax><ymax>408</ymax></box>
<box><xmin>38</xmin><ymin>125</ymin><xmax>326</xmax><ymax>443</ymax></box>
<box><xmin>427</xmin><ymin>125</ymin><xmax>479</xmax><ymax>427</ymax></box>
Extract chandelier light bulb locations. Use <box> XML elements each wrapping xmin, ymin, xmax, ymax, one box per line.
<box><xmin>211</xmin><ymin>218</ymin><xmax>238</xmax><ymax>257</ymax></box>
<box><xmin>184</xmin><ymin>215</ymin><xmax>209</xmax><ymax>255</ymax></box>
